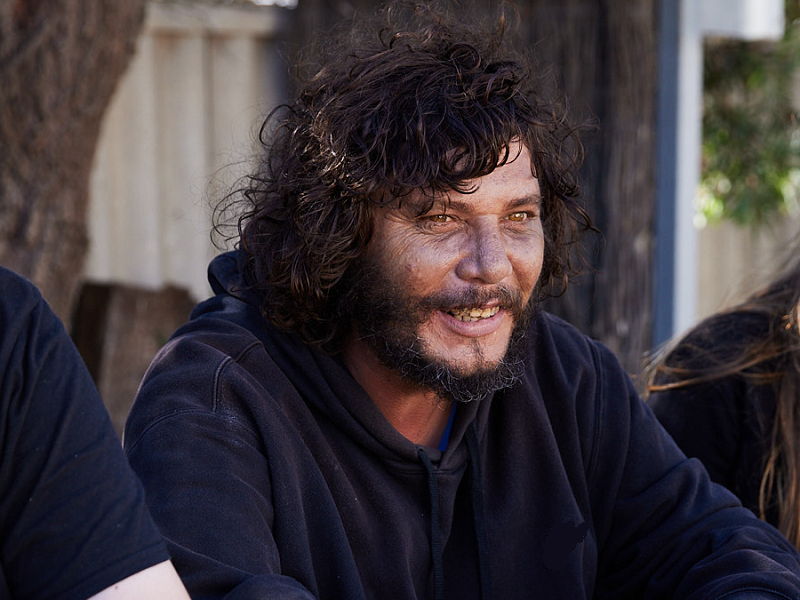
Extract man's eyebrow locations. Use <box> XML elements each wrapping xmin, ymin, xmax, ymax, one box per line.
<box><xmin>406</xmin><ymin>193</ymin><xmax>542</xmax><ymax>216</ymax></box>
<box><xmin>507</xmin><ymin>194</ymin><xmax>542</xmax><ymax>209</ymax></box>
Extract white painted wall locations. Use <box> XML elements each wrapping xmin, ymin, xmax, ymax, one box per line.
<box><xmin>701</xmin><ymin>0</ymin><xmax>784</xmax><ymax>40</ymax></box>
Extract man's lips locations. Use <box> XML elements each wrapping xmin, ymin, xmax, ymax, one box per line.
<box><xmin>436</xmin><ymin>305</ymin><xmax>509</xmax><ymax>339</ymax></box>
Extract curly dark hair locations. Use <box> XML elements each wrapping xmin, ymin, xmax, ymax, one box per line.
<box><xmin>223</xmin><ymin>1</ymin><xmax>592</xmax><ymax>351</ymax></box>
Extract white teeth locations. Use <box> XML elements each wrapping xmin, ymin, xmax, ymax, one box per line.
<box><xmin>448</xmin><ymin>306</ymin><xmax>500</xmax><ymax>322</ymax></box>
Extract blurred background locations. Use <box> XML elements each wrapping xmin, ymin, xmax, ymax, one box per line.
<box><xmin>1</xmin><ymin>0</ymin><xmax>798</xmax><ymax>434</ymax></box>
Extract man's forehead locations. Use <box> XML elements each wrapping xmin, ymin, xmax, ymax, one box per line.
<box><xmin>379</xmin><ymin>143</ymin><xmax>540</xmax><ymax>214</ymax></box>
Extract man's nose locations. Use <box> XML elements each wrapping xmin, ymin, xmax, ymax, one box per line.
<box><xmin>455</xmin><ymin>222</ymin><xmax>513</xmax><ymax>284</ymax></box>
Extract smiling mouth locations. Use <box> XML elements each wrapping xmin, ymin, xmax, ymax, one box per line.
<box><xmin>448</xmin><ymin>306</ymin><xmax>501</xmax><ymax>322</ymax></box>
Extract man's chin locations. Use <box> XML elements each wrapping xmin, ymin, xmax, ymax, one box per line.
<box><xmin>384</xmin><ymin>331</ymin><xmax>527</xmax><ymax>404</ymax></box>
<box><xmin>406</xmin><ymin>352</ymin><xmax>524</xmax><ymax>404</ymax></box>
<box><xmin>424</xmin><ymin>351</ymin><xmax>508</xmax><ymax>381</ymax></box>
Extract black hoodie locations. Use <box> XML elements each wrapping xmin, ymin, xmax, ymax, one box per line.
<box><xmin>125</xmin><ymin>252</ymin><xmax>800</xmax><ymax>599</ymax></box>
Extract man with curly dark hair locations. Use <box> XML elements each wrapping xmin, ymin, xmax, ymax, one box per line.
<box><xmin>124</xmin><ymin>2</ymin><xmax>800</xmax><ymax>599</ymax></box>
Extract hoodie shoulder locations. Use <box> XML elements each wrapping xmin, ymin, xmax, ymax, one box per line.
<box><xmin>532</xmin><ymin>311</ymin><xmax>636</xmax><ymax>405</ymax></box>
<box><xmin>525</xmin><ymin>312</ymin><xmax>638</xmax><ymax>469</ymax></box>
<box><xmin>123</xmin><ymin>288</ymin><xmax>274</xmax><ymax>443</ymax></box>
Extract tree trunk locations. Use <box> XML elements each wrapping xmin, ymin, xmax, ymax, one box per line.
<box><xmin>523</xmin><ymin>0</ymin><xmax>658</xmax><ymax>373</ymax></box>
<box><xmin>0</xmin><ymin>0</ymin><xmax>146</xmax><ymax>321</ymax></box>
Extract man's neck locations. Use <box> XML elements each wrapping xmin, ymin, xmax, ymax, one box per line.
<box><xmin>341</xmin><ymin>338</ymin><xmax>453</xmax><ymax>448</ymax></box>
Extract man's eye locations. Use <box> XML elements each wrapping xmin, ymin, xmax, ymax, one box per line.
<box><xmin>507</xmin><ymin>212</ymin><xmax>529</xmax><ymax>222</ymax></box>
<box><xmin>426</xmin><ymin>214</ymin><xmax>452</xmax><ymax>223</ymax></box>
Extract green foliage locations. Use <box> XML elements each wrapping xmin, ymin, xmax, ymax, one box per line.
<box><xmin>700</xmin><ymin>1</ymin><xmax>800</xmax><ymax>226</ymax></box>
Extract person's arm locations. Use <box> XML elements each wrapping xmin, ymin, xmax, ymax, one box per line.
<box><xmin>88</xmin><ymin>561</ymin><xmax>190</xmax><ymax>600</ymax></box>
<box><xmin>124</xmin><ymin>338</ymin><xmax>320</xmax><ymax>600</ymax></box>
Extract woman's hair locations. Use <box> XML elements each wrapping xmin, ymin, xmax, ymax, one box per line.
<box><xmin>645</xmin><ymin>235</ymin><xmax>800</xmax><ymax>547</ymax></box>
<box><xmin>218</xmin><ymin>1</ymin><xmax>592</xmax><ymax>352</ymax></box>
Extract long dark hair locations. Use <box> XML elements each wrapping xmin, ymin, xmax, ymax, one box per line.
<box><xmin>645</xmin><ymin>236</ymin><xmax>800</xmax><ymax>546</ymax></box>
<box><xmin>219</xmin><ymin>1</ymin><xmax>592</xmax><ymax>352</ymax></box>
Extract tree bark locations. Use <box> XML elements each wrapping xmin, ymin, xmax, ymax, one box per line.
<box><xmin>523</xmin><ymin>0</ymin><xmax>658</xmax><ymax>373</ymax></box>
<box><xmin>0</xmin><ymin>0</ymin><xmax>146</xmax><ymax>321</ymax></box>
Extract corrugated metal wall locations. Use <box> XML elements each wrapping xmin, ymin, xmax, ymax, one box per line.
<box><xmin>86</xmin><ymin>2</ymin><xmax>289</xmax><ymax>301</ymax></box>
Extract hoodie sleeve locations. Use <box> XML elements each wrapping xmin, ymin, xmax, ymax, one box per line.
<box><xmin>585</xmin><ymin>341</ymin><xmax>800</xmax><ymax>599</ymax></box>
<box><xmin>124</xmin><ymin>336</ymin><xmax>318</xmax><ymax>600</ymax></box>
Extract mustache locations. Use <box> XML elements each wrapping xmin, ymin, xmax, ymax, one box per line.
<box><xmin>418</xmin><ymin>285</ymin><xmax>525</xmax><ymax>315</ymax></box>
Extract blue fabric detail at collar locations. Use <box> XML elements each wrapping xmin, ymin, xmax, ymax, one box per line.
<box><xmin>437</xmin><ymin>404</ymin><xmax>457</xmax><ymax>452</ymax></box>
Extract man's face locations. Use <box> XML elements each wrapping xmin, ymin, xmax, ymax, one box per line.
<box><xmin>345</xmin><ymin>143</ymin><xmax>544</xmax><ymax>401</ymax></box>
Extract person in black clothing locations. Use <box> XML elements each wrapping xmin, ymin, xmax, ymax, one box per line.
<box><xmin>646</xmin><ymin>232</ymin><xmax>800</xmax><ymax>550</ymax></box>
<box><xmin>125</xmin><ymin>2</ymin><xmax>800</xmax><ymax>598</ymax></box>
<box><xmin>0</xmin><ymin>266</ymin><xmax>190</xmax><ymax>600</ymax></box>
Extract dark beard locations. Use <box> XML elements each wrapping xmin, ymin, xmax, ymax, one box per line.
<box><xmin>338</xmin><ymin>258</ymin><xmax>537</xmax><ymax>403</ymax></box>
